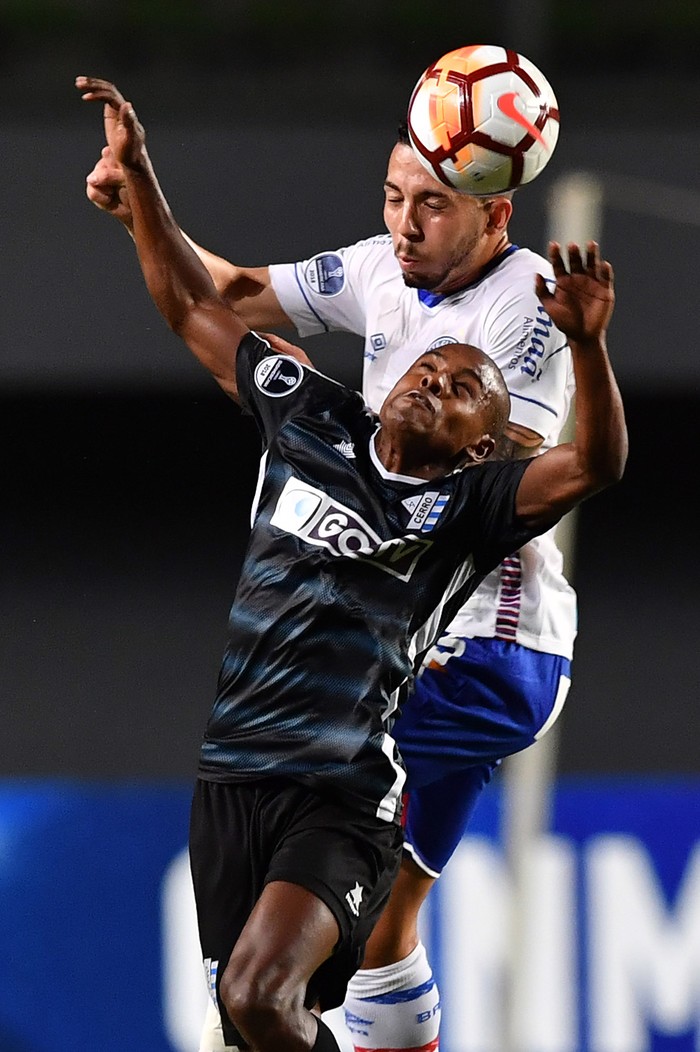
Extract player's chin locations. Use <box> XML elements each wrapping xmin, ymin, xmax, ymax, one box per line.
<box><xmin>396</xmin><ymin>258</ymin><xmax>438</xmax><ymax>290</ymax></box>
<box><xmin>400</xmin><ymin>270</ymin><xmax>438</xmax><ymax>291</ymax></box>
<box><xmin>385</xmin><ymin>401</ymin><xmax>436</xmax><ymax>436</ymax></box>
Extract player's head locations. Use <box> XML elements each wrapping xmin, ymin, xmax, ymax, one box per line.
<box><xmin>379</xmin><ymin>343</ymin><xmax>510</xmax><ymax>472</ymax></box>
<box><xmin>383</xmin><ymin>122</ymin><xmax>514</xmax><ymax>295</ymax></box>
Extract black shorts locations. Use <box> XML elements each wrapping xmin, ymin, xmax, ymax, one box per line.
<box><xmin>189</xmin><ymin>776</ymin><xmax>402</xmax><ymax>1044</ymax></box>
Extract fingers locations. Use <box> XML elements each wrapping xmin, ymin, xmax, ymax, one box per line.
<box><xmin>76</xmin><ymin>73</ymin><xmax>141</xmax><ymax>133</ymax></box>
<box><xmin>260</xmin><ymin>332</ymin><xmax>305</xmax><ymax>355</ymax></box>
<box><xmin>567</xmin><ymin>243</ymin><xmax>585</xmax><ymax>274</ymax></box>
<box><xmin>534</xmin><ymin>272</ymin><xmax>553</xmax><ymax>302</ymax></box>
<box><xmin>87</xmin><ymin>153</ymin><xmax>121</xmax><ymax>183</ymax></box>
<box><xmin>547</xmin><ymin>241</ymin><xmax>566</xmax><ymax>277</ymax></box>
<box><xmin>85</xmin><ymin>154</ymin><xmax>124</xmax><ymax>205</ymax></box>
<box><xmin>548</xmin><ymin>240</ymin><xmax>613</xmax><ymax>285</ymax></box>
<box><xmin>75</xmin><ymin>75</ymin><xmax>126</xmax><ymax>110</ymax></box>
<box><xmin>85</xmin><ymin>181</ymin><xmax>115</xmax><ymax>209</ymax></box>
<box><xmin>585</xmin><ymin>241</ymin><xmax>599</xmax><ymax>272</ymax></box>
<box><xmin>599</xmin><ymin>259</ymin><xmax>614</xmax><ymax>288</ymax></box>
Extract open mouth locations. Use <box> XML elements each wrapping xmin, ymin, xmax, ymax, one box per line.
<box><xmin>405</xmin><ymin>390</ymin><xmax>436</xmax><ymax>413</ymax></box>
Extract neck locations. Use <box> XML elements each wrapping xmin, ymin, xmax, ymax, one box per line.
<box><xmin>435</xmin><ymin>235</ymin><xmax>511</xmax><ymax>297</ymax></box>
<box><xmin>373</xmin><ymin>428</ymin><xmax>462</xmax><ymax>481</ymax></box>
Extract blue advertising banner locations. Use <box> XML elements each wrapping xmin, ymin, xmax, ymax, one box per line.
<box><xmin>1</xmin><ymin>778</ymin><xmax>699</xmax><ymax>1052</ymax></box>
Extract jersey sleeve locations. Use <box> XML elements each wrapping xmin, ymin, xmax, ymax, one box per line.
<box><xmin>236</xmin><ymin>331</ymin><xmax>349</xmax><ymax>444</ymax></box>
<box><xmin>482</xmin><ymin>251</ymin><xmax>574</xmax><ymax>444</ymax></box>
<box><xmin>465</xmin><ymin>459</ymin><xmax>542</xmax><ymax>573</ymax></box>
<box><xmin>269</xmin><ymin>236</ymin><xmax>389</xmax><ymax>338</ymax></box>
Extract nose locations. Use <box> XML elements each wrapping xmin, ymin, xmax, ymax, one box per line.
<box><xmin>420</xmin><ymin>370</ymin><xmax>447</xmax><ymax>397</ymax></box>
<box><xmin>397</xmin><ymin>201</ymin><xmax>421</xmax><ymax>241</ymax></box>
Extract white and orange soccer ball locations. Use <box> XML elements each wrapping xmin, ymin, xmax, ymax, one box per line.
<box><xmin>407</xmin><ymin>44</ymin><xmax>560</xmax><ymax>196</ymax></box>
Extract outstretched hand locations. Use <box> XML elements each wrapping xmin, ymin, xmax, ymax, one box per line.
<box><xmin>535</xmin><ymin>241</ymin><xmax>615</xmax><ymax>344</ymax></box>
<box><xmin>75</xmin><ymin>76</ymin><xmax>147</xmax><ymax>174</ymax></box>
<box><xmin>83</xmin><ymin>144</ymin><xmax>131</xmax><ymax>223</ymax></box>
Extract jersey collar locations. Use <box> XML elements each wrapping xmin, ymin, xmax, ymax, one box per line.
<box><xmin>369</xmin><ymin>425</ymin><xmax>428</xmax><ymax>485</ymax></box>
<box><xmin>369</xmin><ymin>425</ymin><xmax>464</xmax><ymax>483</ymax></box>
<box><xmin>417</xmin><ymin>244</ymin><xmax>519</xmax><ymax>308</ymax></box>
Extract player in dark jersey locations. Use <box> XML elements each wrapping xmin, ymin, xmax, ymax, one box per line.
<box><xmin>77</xmin><ymin>78</ymin><xmax>627</xmax><ymax>1052</ymax></box>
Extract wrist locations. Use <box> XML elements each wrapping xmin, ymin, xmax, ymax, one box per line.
<box><xmin>570</xmin><ymin>334</ymin><xmax>607</xmax><ymax>352</ymax></box>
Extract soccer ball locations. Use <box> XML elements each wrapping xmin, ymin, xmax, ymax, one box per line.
<box><xmin>407</xmin><ymin>45</ymin><xmax>560</xmax><ymax>195</ymax></box>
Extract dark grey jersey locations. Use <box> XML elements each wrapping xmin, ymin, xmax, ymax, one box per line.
<box><xmin>198</xmin><ymin>333</ymin><xmax>535</xmax><ymax>822</ymax></box>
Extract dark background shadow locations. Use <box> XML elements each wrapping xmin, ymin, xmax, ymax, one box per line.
<box><xmin>2</xmin><ymin>1</ymin><xmax>699</xmax><ymax>778</ymax></box>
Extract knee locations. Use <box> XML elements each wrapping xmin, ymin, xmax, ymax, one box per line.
<box><xmin>219</xmin><ymin>958</ymin><xmax>290</xmax><ymax>1043</ymax></box>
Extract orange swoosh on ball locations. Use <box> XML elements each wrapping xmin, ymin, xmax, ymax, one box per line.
<box><xmin>496</xmin><ymin>91</ymin><xmax>547</xmax><ymax>146</ymax></box>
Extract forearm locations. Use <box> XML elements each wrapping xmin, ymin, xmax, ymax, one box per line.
<box><xmin>77</xmin><ymin>78</ymin><xmax>249</xmax><ymax>396</ymax></box>
<box><xmin>516</xmin><ymin>241</ymin><xmax>627</xmax><ymax>526</ymax></box>
<box><xmin>122</xmin><ymin>151</ymin><xmax>246</xmax><ymax>398</ymax></box>
<box><xmin>569</xmin><ymin>335</ymin><xmax>628</xmax><ymax>487</ymax></box>
<box><xmin>179</xmin><ymin>238</ymin><xmax>293</xmax><ymax>329</ymax></box>
<box><xmin>123</xmin><ymin>156</ymin><xmax>220</xmax><ymax>333</ymax></box>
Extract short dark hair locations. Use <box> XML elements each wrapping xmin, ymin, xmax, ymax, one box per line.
<box><xmin>396</xmin><ymin>118</ymin><xmax>517</xmax><ymax>203</ymax></box>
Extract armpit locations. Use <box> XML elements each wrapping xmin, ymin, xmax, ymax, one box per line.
<box><xmin>494</xmin><ymin>421</ymin><xmax>544</xmax><ymax>461</ymax></box>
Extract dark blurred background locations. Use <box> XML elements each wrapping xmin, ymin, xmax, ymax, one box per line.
<box><xmin>2</xmin><ymin>0</ymin><xmax>699</xmax><ymax>780</ymax></box>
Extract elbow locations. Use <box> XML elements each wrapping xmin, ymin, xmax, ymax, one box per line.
<box><xmin>589</xmin><ymin>441</ymin><xmax>629</xmax><ymax>493</ymax></box>
<box><xmin>607</xmin><ymin>434</ymin><xmax>630</xmax><ymax>487</ymax></box>
<box><xmin>162</xmin><ymin>289</ymin><xmax>202</xmax><ymax>338</ymax></box>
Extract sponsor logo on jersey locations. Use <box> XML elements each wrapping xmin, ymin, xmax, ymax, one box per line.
<box><xmin>402</xmin><ymin>490</ymin><xmax>451</xmax><ymax>533</ymax></box>
<box><xmin>270</xmin><ymin>477</ymin><xmax>431</xmax><ymax>580</ymax></box>
<box><xmin>345</xmin><ymin>881</ymin><xmax>364</xmax><ymax>917</ymax></box>
<box><xmin>203</xmin><ymin>957</ymin><xmax>219</xmax><ymax>1006</ymax></box>
<box><xmin>254</xmin><ymin>354</ymin><xmax>304</xmax><ymax>397</ymax></box>
<box><xmin>427</xmin><ymin>335</ymin><xmax>459</xmax><ymax>350</ymax></box>
<box><xmin>304</xmin><ymin>253</ymin><xmax>345</xmax><ymax>296</ymax></box>
<box><xmin>507</xmin><ymin>303</ymin><xmax>556</xmax><ymax>380</ymax></box>
<box><xmin>332</xmin><ymin>440</ymin><xmax>356</xmax><ymax>459</ymax></box>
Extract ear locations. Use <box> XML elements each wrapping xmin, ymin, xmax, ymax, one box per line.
<box><xmin>463</xmin><ymin>435</ymin><xmax>496</xmax><ymax>464</ymax></box>
<box><xmin>486</xmin><ymin>197</ymin><xmax>512</xmax><ymax>233</ymax></box>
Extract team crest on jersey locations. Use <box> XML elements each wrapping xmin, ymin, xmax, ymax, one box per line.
<box><xmin>270</xmin><ymin>476</ymin><xmax>431</xmax><ymax>580</ymax></box>
<box><xmin>427</xmin><ymin>336</ymin><xmax>459</xmax><ymax>351</ymax></box>
<box><xmin>401</xmin><ymin>490</ymin><xmax>450</xmax><ymax>533</ymax></box>
<box><xmin>254</xmin><ymin>354</ymin><xmax>303</xmax><ymax>397</ymax></box>
<box><xmin>303</xmin><ymin>253</ymin><xmax>345</xmax><ymax>296</ymax></box>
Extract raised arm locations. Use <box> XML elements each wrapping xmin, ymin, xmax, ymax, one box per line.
<box><xmin>76</xmin><ymin>77</ymin><xmax>312</xmax><ymax>400</ymax></box>
<box><xmin>514</xmin><ymin>241</ymin><xmax>628</xmax><ymax>528</ymax></box>
<box><xmin>77</xmin><ymin>78</ymin><xmax>292</xmax><ymax>330</ymax></box>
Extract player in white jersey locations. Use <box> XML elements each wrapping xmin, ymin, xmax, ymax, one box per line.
<box><xmin>269</xmin><ymin>233</ymin><xmax>576</xmax><ymax>653</ymax></box>
<box><xmin>83</xmin><ymin>100</ymin><xmax>577</xmax><ymax>1052</ymax></box>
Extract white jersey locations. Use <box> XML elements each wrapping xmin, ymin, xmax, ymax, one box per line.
<box><xmin>269</xmin><ymin>235</ymin><xmax>577</xmax><ymax>658</ymax></box>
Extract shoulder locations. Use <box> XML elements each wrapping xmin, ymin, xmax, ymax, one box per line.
<box><xmin>336</xmin><ymin>234</ymin><xmax>395</xmax><ymax>271</ymax></box>
<box><xmin>453</xmin><ymin>458</ymin><xmax>532</xmax><ymax>515</ymax></box>
<box><xmin>499</xmin><ymin>246</ymin><xmax>553</xmax><ymax>280</ymax></box>
<box><xmin>291</xmin><ymin>235</ymin><xmax>397</xmax><ymax>297</ymax></box>
<box><xmin>347</xmin><ymin>233</ymin><xmax>393</xmax><ymax>253</ymax></box>
<box><xmin>236</xmin><ymin>333</ymin><xmax>304</xmax><ymax>401</ymax></box>
<box><xmin>477</xmin><ymin>246</ymin><xmax>553</xmax><ymax>314</ymax></box>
